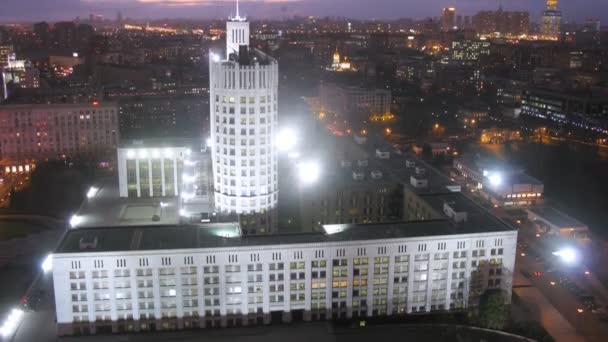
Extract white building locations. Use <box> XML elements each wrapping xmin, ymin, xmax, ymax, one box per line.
<box><xmin>209</xmin><ymin>3</ymin><xmax>278</xmax><ymax>233</ymax></box>
<box><xmin>0</xmin><ymin>102</ymin><xmax>119</xmax><ymax>160</ymax></box>
<box><xmin>117</xmin><ymin>141</ymin><xmax>189</xmax><ymax>198</ymax></box>
<box><xmin>51</xmin><ymin>220</ymin><xmax>516</xmax><ymax>335</ymax></box>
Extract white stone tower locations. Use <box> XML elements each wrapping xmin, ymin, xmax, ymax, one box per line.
<box><xmin>209</xmin><ymin>0</ymin><xmax>279</xmax><ymax>234</ymax></box>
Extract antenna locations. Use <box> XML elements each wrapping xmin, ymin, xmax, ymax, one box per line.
<box><xmin>236</xmin><ymin>0</ymin><xmax>240</xmax><ymax>19</ymax></box>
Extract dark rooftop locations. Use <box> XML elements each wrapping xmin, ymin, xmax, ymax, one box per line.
<box><xmin>55</xmin><ymin>217</ymin><xmax>515</xmax><ymax>254</ymax></box>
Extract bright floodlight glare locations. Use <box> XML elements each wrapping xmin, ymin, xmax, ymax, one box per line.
<box><xmin>138</xmin><ymin>149</ymin><xmax>148</xmax><ymax>158</ymax></box>
<box><xmin>288</xmin><ymin>151</ymin><xmax>301</xmax><ymax>159</ymax></box>
<box><xmin>298</xmin><ymin>160</ymin><xmax>320</xmax><ymax>185</ymax></box>
<box><xmin>277</xmin><ymin>128</ymin><xmax>297</xmax><ymax>152</ymax></box>
<box><xmin>210</xmin><ymin>53</ymin><xmax>220</xmax><ymax>62</ymax></box>
<box><xmin>206</xmin><ymin>137</ymin><xmax>213</xmax><ymax>148</ymax></box>
<box><xmin>553</xmin><ymin>248</ymin><xmax>578</xmax><ymax>264</ymax></box>
<box><xmin>0</xmin><ymin>308</ymin><xmax>23</xmax><ymax>338</ymax></box>
<box><xmin>179</xmin><ymin>209</ymin><xmax>187</xmax><ymax>217</ymax></box>
<box><xmin>127</xmin><ymin>149</ymin><xmax>135</xmax><ymax>158</ymax></box>
<box><xmin>163</xmin><ymin>148</ymin><xmax>173</xmax><ymax>158</ymax></box>
<box><xmin>41</xmin><ymin>254</ymin><xmax>53</xmax><ymax>273</ymax></box>
<box><xmin>160</xmin><ymin>202</ymin><xmax>169</xmax><ymax>208</ymax></box>
<box><xmin>69</xmin><ymin>215</ymin><xmax>83</xmax><ymax>228</ymax></box>
<box><xmin>181</xmin><ymin>192</ymin><xmax>194</xmax><ymax>201</ymax></box>
<box><xmin>488</xmin><ymin>173</ymin><xmax>502</xmax><ymax>186</ymax></box>
<box><xmin>183</xmin><ymin>174</ymin><xmax>196</xmax><ymax>183</ymax></box>
<box><xmin>86</xmin><ymin>186</ymin><xmax>99</xmax><ymax>199</ymax></box>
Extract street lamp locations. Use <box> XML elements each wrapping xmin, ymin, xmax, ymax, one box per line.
<box><xmin>552</xmin><ymin>248</ymin><xmax>578</xmax><ymax>265</ymax></box>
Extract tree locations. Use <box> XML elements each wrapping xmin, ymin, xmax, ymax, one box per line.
<box><xmin>478</xmin><ymin>289</ymin><xmax>508</xmax><ymax>330</ymax></box>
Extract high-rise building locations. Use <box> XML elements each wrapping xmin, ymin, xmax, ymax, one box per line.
<box><xmin>442</xmin><ymin>7</ymin><xmax>456</xmax><ymax>31</ymax></box>
<box><xmin>0</xmin><ymin>102</ymin><xmax>119</xmax><ymax>160</ymax></box>
<box><xmin>540</xmin><ymin>0</ymin><xmax>561</xmax><ymax>39</ymax></box>
<box><xmin>472</xmin><ymin>10</ymin><xmax>529</xmax><ymax>36</ymax></box>
<box><xmin>209</xmin><ymin>1</ymin><xmax>279</xmax><ymax>234</ymax></box>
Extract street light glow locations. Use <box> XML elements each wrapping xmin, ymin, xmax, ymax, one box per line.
<box><xmin>488</xmin><ymin>173</ymin><xmax>502</xmax><ymax>186</ymax></box>
<box><xmin>298</xmin><ymin>160</ymin><xmax>321</xmax><ymax>185</ymax></box>
<box><xmin>41</xmin><ymin>254</ymin><xmax>53</xmax><ymax>273</ymax></box>
<box><xmin>86</xmin><ymin>186</ymin><xmax>99</xmax><ymax>199</ymax></box>
<box><xmin>0</xmin><ymin>308</ymin><xmax>24</xmax><ymax>338</ymax></box>
<box><xmin>553</xmin><ymin>248</ymin><xmax>578</xmax><ymax>264</ymax></box>
<box><xmin>69</xmin><ymin>215</ymin><xmax>83</xmax><ymax>228</ymax></box>
<box><xmin>277</xmin><ymin>128</ymin><xmax>297</xmax><ymax>152</ymax></box>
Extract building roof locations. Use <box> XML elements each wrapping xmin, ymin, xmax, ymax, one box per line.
<box><xmin>527</xmin><ymin>206</ymin><xmax>587</xmax><ymax>229</ymax></box>
<box><xmin>55</xmin><ymin>217</ymin><xmax>515</xmax><ymax>255</ymax></box>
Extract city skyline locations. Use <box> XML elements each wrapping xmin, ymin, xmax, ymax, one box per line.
<box><xmin>1</xmin><ymin>0</ymin><xmax>607</xmax><ymax>23</ymax></box>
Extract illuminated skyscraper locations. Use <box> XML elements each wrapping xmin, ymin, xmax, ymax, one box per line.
<box><xmin>209</xmin><ymin>0</ymin><xmax>279</xmax><ymax>234</ymax></box>
<box><xmin>442</xmin><ymin>7</ymin><xmax>456</xmax><ymax>31</ymax></box>
<box><xmin>541</xmin><ymin>0</ymin><xmax>561</xmax><ymax>39</ymax></box>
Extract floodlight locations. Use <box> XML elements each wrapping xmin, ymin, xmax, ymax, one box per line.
<box><xmin>488</xmin><ymin>173</ymin><xmax>502</xmax><ymax>186</ymax></box>
<box><xmin>552</xmin><ymin>248</ymin><xmax>578</xmax><ymax>264</ymax></box>
<box><xmin>86</xmin><ymin>186</ymin><xmax>99</xmax><ymax>199</ymax></box>
<box><xmin>298</xmin><ymin>160</ymin><xmax>320</xmax><ymax>185</ymax></box>
<box><xmin>277</xmin><ymin>128</ymin><xmax>297</xmax><ymax>152</ymax></box>
<box><xmin>41</xmin><ymin>254</ymin><xmax>53</xmax><ymax>273</ymax></box>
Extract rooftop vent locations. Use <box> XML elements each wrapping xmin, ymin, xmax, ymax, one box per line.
<box><xmin>341</xmin><ymin>160</ymin><xmax>352</xmax><ymax>168</ymax></box>
<box><xmin>375</xmin><ymin>149</ymin><xmax>390</xmax><ymax>159</ymax></box>
<box><xmin>370</xmin><ymin>170</ymin><xmax>383</xmax><ymax>180</ymax></box>
<box><xmin>79</xmin><ymin>236</ymin><xmax>98</xmax><ymax>250</ymax></box>
<box><xmin>443</xmin><ymin>201</ymin><xmax>468</xmax><ymax>223</ymax></box>
<box><xmin>405</xmin><ymin>160</ymin><xmax>416</xmax><ymax>168</ymax></box>
<box><xmin>357</xmin><ymin>159</ymin><xmax>368</xmax><ymax>167</ymax></box>
<box><xmin>415</xmin><ymin>166</ymin><xmax>426</xmax><ymax>175</ymax></box>
<box><xmin>410</xmin><ymin>175</ymin><xmax>428</xmax><ymax>188</ymax></box>
<box><xmin>352</xmin><ymin>170</ymin><xmax>365</xmax><ymax>181</ymax></box>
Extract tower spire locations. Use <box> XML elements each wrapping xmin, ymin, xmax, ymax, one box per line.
<box><xmin>236</xmin><ymin>0</ymin><xmax>240</xmax><ymax>19</ymax></box>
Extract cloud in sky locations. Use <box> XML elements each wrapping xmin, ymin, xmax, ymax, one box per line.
<box><xmin>0</xmin><ymin>0</ymin><xmax>606</xmax><ymax>22</ymax></box>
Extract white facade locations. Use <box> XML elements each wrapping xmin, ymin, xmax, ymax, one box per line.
<box><xmin>117</xmin><ymin>146</ymin><xmax>187</xmax><ymax>198</ymax></box>
<box><xmin>0</xmin><ymin>102</ymin><xmax>119</xmax><ymax>160</ymax></box>
<box><xmin>209</xmin><ymin>13</ymin><xmax>279</xmax><ymax>217</ymax></box>
<box><xmin>51</xmin><ymin>224</ymin><xmax>517</xmax><ymax>335</ymax></box>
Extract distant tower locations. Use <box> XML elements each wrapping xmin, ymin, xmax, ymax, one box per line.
<box><xmin>442</xmin><ymin>7</ymin><xmax>456</xmax><ymax>31</ymax></box>
<box><xmin>541</xmin><ymin>0</ymin><xmax>561</xmax><ymax>39</ymax></box>
<box><xmin>332</xmin><ymin>47</ymin><xmax>340</xmax><ymax>69</ymax></box>
<box><xmin>117</xmin><ymin>11</ymin><xmax>123</xmax><ymax>25</ymax></box>
<box><xmin>209</xmin><ymin>0</ymin><xmax>279</xmax><ymax>234</ymax></box>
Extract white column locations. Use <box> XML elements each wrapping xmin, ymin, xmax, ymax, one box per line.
<box><xmin>173</xmin><ymin>157</ymin><xmax>179</xmax><ymax>196</ymax></box>
<box><xmin>135</xmin><ymin>159</ymin><xmax>141</xmax><ymax>198</ymax></box>
<box><xmin>148</xmin><ymin>159</ymin><xmax>153</xmax><ymax>197</ymax></box>
<box><xmin>161</xmin><ymin>158</ymin><xmax>166</xmax><ymax>197</ymax></box>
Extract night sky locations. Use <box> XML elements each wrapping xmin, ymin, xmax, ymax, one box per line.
<box><xmin>1</xmin><ymin>0</ymin><xmax>606</xmax><ymax>23</ymax></box>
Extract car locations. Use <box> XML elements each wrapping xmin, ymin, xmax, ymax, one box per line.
<box><xmin>533</xmin><ymin>271</ymin><xmax>542</xmax><ymax>277</ymax></box>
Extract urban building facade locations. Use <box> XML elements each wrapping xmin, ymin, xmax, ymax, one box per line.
<box><xmin>117</xmin><ymin>141</ymin><xmax>189</xmax><ymax>198</ymax></box>
<box><xmin>472</xmin><ymin>10</ymin><xmax>529</xmax><ymax>36</ymax></box>
<box><xmin>520</xmin><ymin>87</ymin><xmax>608</xmax><ymax>134</ymax></box>
<box><xmin>209</xmin><ymin>4</ymin><xmax>279</xmax><ymax>233</ymax></box>
<box><xmin>52</xmin><ymin>221</ymin><xmax>517</xmax><ymax>335</ymax></box>
<box><xmin>318</xmin><ymin>82</ymin><xmax>391</xmax><ymax>120</ymax></box>
<box><xmin>541</xmin><ymin>0</ymin><xmax>561</xmax><ymax>40</ymax></box>
<box><xmin>0</xmin><ymin>102</ymin><xmax>119</xmax><ymax>160</ymax></box>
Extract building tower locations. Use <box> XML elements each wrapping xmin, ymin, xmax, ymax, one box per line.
<box><xmin>209</xmin><ymin>0</ymin><xmax>279</xmax><ymax>234</ymax></box>
<box><xmin>540</xmin><ymin>0</ymin><xmax>561</xmax><ymax>40</ymax></box>
<box><xmin>442</xmin><ymin>7</ymin><xmax>456</xmax><ymax>31</ymax></box>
